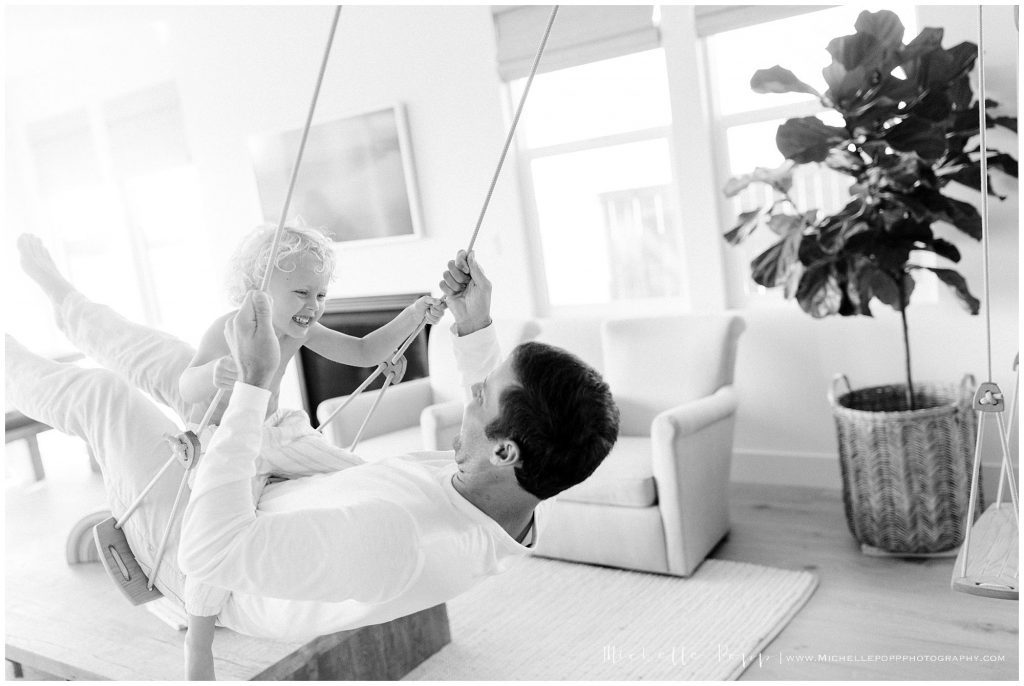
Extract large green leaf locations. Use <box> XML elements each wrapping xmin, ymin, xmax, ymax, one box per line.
<box><xmin>866</xmin><ymin>268</ymin><xmax>914</xmax><ymax>310</ymax></box>
<box><xmin>750</xmin><ymin>228</ymin><xmax>803</xmax><ymax>288</ymax></box>
<box><xmin>723</xmin><ymin>208</ymin><xmax>765</xmax><ymax>245</ymax></box>
<box><xmin>826</xmin><ymin>32</ymin><xmax>879</xmax><ymax>72</ymax></box>
<box><xmin>796</xmin><ymin>261</ymin><xmax>843</xmax><ymax>318</ymax></box>
<box><xmin>751</xmin><ymin>66</ymin><xmax>821</xmax><ymax>98</ymax></box>
<box><xmin>986</xmin><ymin>152</ymin><xmax>1019</xmax><ymax>178</ymax></box>
<box><xmin>845</xmin><ymin>258</ymin><xmax>877</xmax><ymax>316</ymax></box>
<box><xmin>918</xmin><ymin>41</ymin><xmax>978</xmax><ymax>90</ymax></box>
<box><xmin>776</xmin><ymin>117</ymin><xmax>848</xmax><ymax>163</ymax></box>
<box><xmin>992</xmin><ymin>115</ymin><xmax>1017</xmax><ymax>133</ymax></box>
<box><xmin>822</xmin><ymin>63</ymin><xmax>870</xmax><ymax>114</ymax></box>
<box><xmin>910</xmin><ymin>187</ymin><xmax>983</xmax><ymax>239</ymax></box>
<box><xmin>882</xmin><ymin>117</ymin><xmax>947</xmax><ymax>160</ymax></box>
<box><xmin>900</xmin><ymin>27</ymin><xmax>944</xmax><ymax>81</ymax></box>
<box><xmin>924</xmin><ymin>238</ymin><xmax>961</xmax><ymax>263</ymax></box>
<box><xmin>937</xmin><ymin>196</ymin><xmax>983</xmax><ymax>239</ymax></box>
<box><xmin>854</xmin><ymin>10</ymin><xmax>905</xmax><ymax>60</ymax></box>
<box><xmin>912</xmin><ymin>90</ymin><xmax>954</xmax><ymax>123</ymax></box>
<box><xmin>926</xmin><ymin>267</ymin><xmax>980</xmax><ymax>314</ymax></box>
<box><xmin>767</xmin><ymin>213</ymin><xmax>804</xmax><ymax>236</ymax></box>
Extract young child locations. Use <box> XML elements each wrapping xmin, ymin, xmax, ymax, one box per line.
<box><xmin>179</xmin><ymin>224</ymin><xmax>445</xmax><ymax>678</ymax></box>
<box><xmin>179</xmin><ymin>223</ymin><xmax>446</xmax><ymax>426</ymax></box>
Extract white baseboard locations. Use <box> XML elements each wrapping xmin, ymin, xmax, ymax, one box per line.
<box><xmin>731</xmin><ymin>450</ymin><xmax>1012</xmax><ymax>500</ymax></box>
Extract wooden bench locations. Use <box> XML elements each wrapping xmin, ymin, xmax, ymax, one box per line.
<box><xmin>5</xmin><ymin>468</ymin><xmax>450</xmax><ymax>680</ymax></box>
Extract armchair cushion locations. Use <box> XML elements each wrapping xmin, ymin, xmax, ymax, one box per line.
<box><xmin>316</xmin><ymin>377</ymin><xmax>433</xmax><ymax>450</ymax></box>
<box><xmin>420</xmin><ymin>399</ymin><xmax>463</xmax><ymax>452</ymax></box>
<box><xmin>555</xmin><ymin>437</ymin><xmax>656</xmax><ymax>508</ymax></box>
<box><xmin>602</xmin><ymin>314</ymin><xmax>744</xmax><ymax>435</ymax></box>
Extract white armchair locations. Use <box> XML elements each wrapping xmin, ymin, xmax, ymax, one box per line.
<box><xmin>316</xmin><ymin>319</ymin><xmax>538</xmax><ymax>460</ymax></box>
<box><xmin>531</xmin><ymin>313</ymin><xmax>745</xmax><ymax>577</ymax></box>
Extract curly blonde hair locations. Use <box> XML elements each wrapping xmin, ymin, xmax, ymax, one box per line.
<box><xmin>227</xmin><ymin>223</ymin><xmax>336</xmax><ymax>305</ymax></box>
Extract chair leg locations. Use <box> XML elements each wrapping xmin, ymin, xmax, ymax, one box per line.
<box><xmin>26</xmin><ymin>435</ymin><xmax>45</xmax><ymax>481</ymax></box>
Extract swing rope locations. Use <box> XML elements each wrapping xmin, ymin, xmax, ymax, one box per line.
<box><xmin>976</xmin><ymin>9</ymin><xmax>993</xmax><ymax>384</ymax></box>
<box><xmin>316</xmin><ymin>5</ymin><xmax>560</xmax><ymax>444</ymax></box>
<box><xmin>952</xmin><ymin>6</ymin><xmax>1019</xmax><ymax>601</ymax></box>
<box><xmin>117</xmin><ymin>5</ymin><xmax>345</xmax><ymax>590</ymax></box>
<box><xmin>466</xmin><ymin>4</ymin><xmax>559</xmax><ymax>254</ymax></box>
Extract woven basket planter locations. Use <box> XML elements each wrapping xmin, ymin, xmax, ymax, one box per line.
<box><xmin>829</xmin><ymin>375</ymin><xmax>980</xmax><ymax>555</ymax></box>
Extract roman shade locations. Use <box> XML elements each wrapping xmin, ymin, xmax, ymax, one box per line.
<box><xmin>492</xmin><ymin>5</ymin><xmax>660</xmax><ymax>81</ymax></box>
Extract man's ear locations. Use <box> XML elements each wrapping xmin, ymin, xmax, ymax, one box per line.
<box><xmin>490</xmin><ymin>439</ymin><xmax>521</xmax><ymax>467</ymax></box>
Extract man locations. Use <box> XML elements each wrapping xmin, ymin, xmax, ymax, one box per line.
<box><xmin>7</xmin><ymin>242</ymin><xmax>619</xmax><ymax>679</ymax></box>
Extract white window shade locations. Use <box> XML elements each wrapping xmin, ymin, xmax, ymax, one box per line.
<box><xmin>493</xmin><ymin>5</ymin><xmax>660</xmax><ymax>81</ymax></box>
<box><xmin>694</xmin><ymin>5</ymin><xmax>832</xmax><ymax>37</ymax></box>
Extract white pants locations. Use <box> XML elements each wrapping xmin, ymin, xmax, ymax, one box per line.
<box><xmin>6</xmin><ymin>292</ymin><xmax>364</xmax><ymax>610</ymax></box>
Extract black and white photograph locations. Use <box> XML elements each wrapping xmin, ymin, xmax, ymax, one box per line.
<box><xmin>250</xmin><ymin>105</ymin><xmax>422</xmax><ymax>244</ymax></box>
<box><xmin>4</xmin><ymin>3</ymin><xmax>1019</xmax><ymax>682</ymax></box>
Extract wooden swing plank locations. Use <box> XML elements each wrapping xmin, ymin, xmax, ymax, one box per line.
<box><xmin>952</xmin><ymin>503</ymin><xmax>1019</xmax><ymax>601</ymax></box>
<box><xmin>93</xmin><ymin>516</ymin><xmax>164</xmax><ymax>606</ymax></box>
<box><xmin>6</xmin><ymin>467</ymin><xmax>449</xmax><ymax>680</ymax></box>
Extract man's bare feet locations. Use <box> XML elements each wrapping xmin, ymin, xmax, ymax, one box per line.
<box><xmin>18</xmin><ymin>234</ymin><xmax>74</xmax><ymax>306</ymax></box>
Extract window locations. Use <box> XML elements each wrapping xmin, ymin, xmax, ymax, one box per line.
<box><xmin>511</xmin><ymin>49</ymin><xmax>684</xmax><ymax>311</ymax></box>
<box><xmin>19</xmin><ymin>81</ymin><xmax>210</xmax><ymax>344</ymax></box>
<box><xmin>704</xmin><ymin>6</ymin><xmax>919</xmax><ymax>304</ymax></box>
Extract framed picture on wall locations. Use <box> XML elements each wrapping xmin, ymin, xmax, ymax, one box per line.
<box><xmin>249</xmin><ymin>104</ymin><xmax>423</xmax><ymax>244</ymax></box>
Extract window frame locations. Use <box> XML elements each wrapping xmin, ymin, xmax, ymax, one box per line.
<box><xmin>509</xmin><ymin>49</ymin><xmax>691</xmax><ymax>318</ymax></box>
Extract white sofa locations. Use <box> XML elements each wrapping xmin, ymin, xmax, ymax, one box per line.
<box><xmin>318</xmin><ymin>312</ymin><xmax>745</xmax><ymax>577</ymax></box>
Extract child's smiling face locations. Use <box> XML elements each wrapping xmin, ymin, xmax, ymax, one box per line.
<box><xmin>266</xmin><ymin>252</ymin><xmax>330</xmax><ymax>339</ymax></box>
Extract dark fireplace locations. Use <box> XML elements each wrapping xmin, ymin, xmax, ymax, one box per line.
<box><xmin>296</xmin><ymin>293</ymin><xmax>431</xmax><ymax>427</ymax></box>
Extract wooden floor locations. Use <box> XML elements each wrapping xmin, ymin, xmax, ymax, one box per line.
<box><xmin>5</xmin><ymin>437</ymin><xmax>1019</xmax><ymax>681</ymax></box>
<box><xmin>715</xmin><ymin>483</ymin><xmax>1019</xmax><ymax>681</ymax></box>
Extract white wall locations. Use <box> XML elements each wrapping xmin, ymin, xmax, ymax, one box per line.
<box><xmin>5</xmin><ymin>5</ymin><xmax>534</xmax><ymax>323</ymax></box>
<box><xmin>158</xmin><ymin>6</ymin><xmax>534</xmax><ymax>318</ymax></box>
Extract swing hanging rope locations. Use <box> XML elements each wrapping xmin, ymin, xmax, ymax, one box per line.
<box><xmin>125</xmin><ymin>5</ymin><xmax>345</xmax><ymax>590</ymax></box>
<box><xmin>951</xmin><ymin>5</ymin><xmax>1019</xmax><ymax>601</ymax></box>
<box><xmin>315</xmin><ymin>5</ymin><xmax>560</xmax><ymax>442</ymax></box>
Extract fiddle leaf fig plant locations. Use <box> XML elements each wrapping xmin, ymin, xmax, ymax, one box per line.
<box><xmin>724</xmin><ymin>9</ymin><xmax>1017</xmax><ymax>408</ymax></box>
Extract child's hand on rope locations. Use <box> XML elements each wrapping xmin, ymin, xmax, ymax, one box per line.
<box><xmin>412</xmin><ymin>296</ymin><xmax>447</xmax><ymax>326</ymax></box>
<box><xmin>440</xmin><ymin>250</ymin><xmax>492</xmax><ymax>336</ymax></box>
<box><xmin>212</xmin><ymin>356</ymin><xmax>238</xmax><ymax>390</ymax></box>
<box><xmin>225</xmin><ymin>290</ymin><xmax>280</xmax><ymax>389</ymax></box>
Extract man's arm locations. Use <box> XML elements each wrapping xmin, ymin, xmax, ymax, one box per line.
<box><xmin>439</xmin><ymin>250</ymin><xmax>491</xmax><ymax>336</ymax></box>
<box><xmin>439</xmin><ymin>250</ymin><xmax>501</xmax><ymax>391</ymax></box>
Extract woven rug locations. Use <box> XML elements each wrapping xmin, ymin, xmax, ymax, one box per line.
<box><xmin>405</xmin><ymin>556</ymin><xmax>818</xmax><ymax>681</ymax></box>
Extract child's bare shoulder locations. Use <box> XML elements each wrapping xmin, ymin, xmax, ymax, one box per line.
<box><xmin>192</xmin><ymin>310</ymin><xmax>238</xmax><ymax>359</ymax></box>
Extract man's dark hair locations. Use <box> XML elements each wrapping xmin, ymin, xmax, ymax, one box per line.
<box><xmin>485</xmin><ymin>341</ymin><xmax>619</xmax><ymax>500</ymax></box>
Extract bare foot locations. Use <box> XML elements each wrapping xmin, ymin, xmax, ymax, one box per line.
<box><xmin>18</xmin><ymin>234</ymin><xmax>74</xmax><ymax>306</ymax></box>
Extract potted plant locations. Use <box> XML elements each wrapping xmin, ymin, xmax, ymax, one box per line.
<box><xmin>722</xmin><ymin>10</ymin><xmax>1018</xmax><ymax>554</ymax></box>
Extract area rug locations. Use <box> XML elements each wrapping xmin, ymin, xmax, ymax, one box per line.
<box><xmin>405</xmin><ymin>556</ymin><xmax>818</xmax><ymax>681</ymax></box>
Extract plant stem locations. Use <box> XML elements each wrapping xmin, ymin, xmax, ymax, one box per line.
<box><xmin>896</xmin><ymin>276</ymin><xmax>915</xmax><ymax>411</ymax></box>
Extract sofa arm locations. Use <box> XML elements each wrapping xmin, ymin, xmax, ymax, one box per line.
<box><xmin>420</xmin><ymin>399</ymin><xmax>463</xmax><ymax>451</ymax></box>
<box><xmin>317</xmin><ymin>377</ymin><xmax>434</xmax><ymax>448</ymax></box>
<box><xmin>650</xmin><ymin>385</ymin><xmax>739</xmax><ymax>576</ymax></box>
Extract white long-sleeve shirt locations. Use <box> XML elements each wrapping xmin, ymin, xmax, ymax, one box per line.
<box><xmin>178</xmin><ymin>324</ymin><xmax>531</xmax><ymax>641</ymax></box>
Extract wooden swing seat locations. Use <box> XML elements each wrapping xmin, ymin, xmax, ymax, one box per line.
<box><xmin>952</xmin><ymin>503</ymin><xmax>1019</xmax><ymax>601</ymax></box>
<box><xmin>7</xmin><ymin>474</ymin><xmax>450</xmax><ymax>680</ymax></box>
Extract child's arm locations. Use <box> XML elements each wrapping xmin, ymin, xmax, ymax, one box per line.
<box><xmin>180</xmin><ymin>313</ymin><xmax>237</xmax><ymax>406</ymax></box>
<box><xmin>184</xmin><ymin>613</ymin><xmax>217</xmax><ymax>680</ymax></box>
<box><xmin>305</xmin><ymin>296</ymin><xmax>446</xmax><ymax>367</ymax></box>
